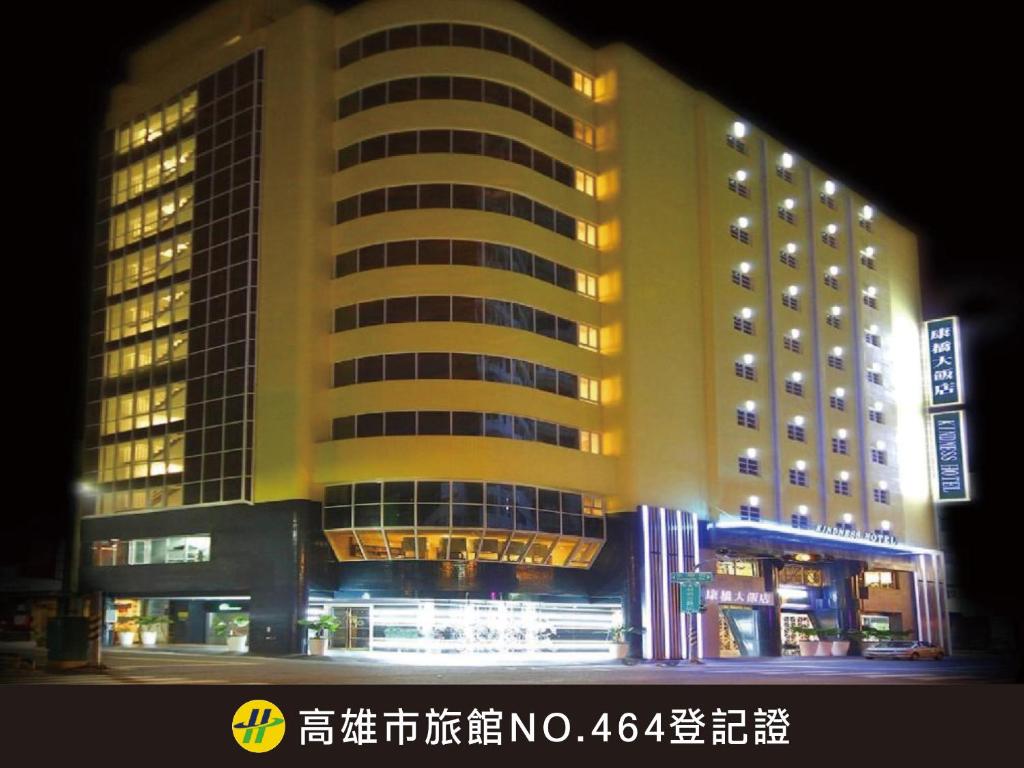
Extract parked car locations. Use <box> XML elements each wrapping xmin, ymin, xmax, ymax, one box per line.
<box><xmin>863</xmin><ymin>640</ymin><xmax>945</xmax><ymax>661</ymax></box>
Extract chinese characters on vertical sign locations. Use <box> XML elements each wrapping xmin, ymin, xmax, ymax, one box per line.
<box><xmin>931</xmin><ymin>411</ymin><xmax>969</xmax><ymax>502</ymax></box>
<box><xmin>924</xmin><ymin>316</ymin><xmax>969</xmax><ymax>503</ymax></box>
<box><xmin>925</xmin><ymin>317</ymin><xmax>963</xmax><ymax>407</ymax></box>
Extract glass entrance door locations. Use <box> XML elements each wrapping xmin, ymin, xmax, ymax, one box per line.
<box><xmin>330</xmin><ymin>607</ymin><xmax>371</xmax><ymax>650</ymax></box>
<box><xmin>720</xmin><ymin>606</ymin><xmax>761</xmax><ymax>656</ymax></box>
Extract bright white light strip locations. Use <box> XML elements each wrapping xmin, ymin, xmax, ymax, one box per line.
<box><xmin>363</xmin><ymin>651</ymin><xmax>613</xmax><ymax>666</ymax></box>
<box><xmin>641</xmin><ymin>505</ymin><xmax>653</xmax><ymax>660</ymax></box>
<box><xmin>913</xmin><ymin>561</ymin><xmax>923</xmax><ymax>642</ymax></box>
<box><xmin>691</xmin><ymin>510</ymin><xmax>704</xmax><ymax>658</ymax></box>
<box><xmin>659</xmin><ymin>507</ymin><xmax>670</xmax><ymax>658</ymax></box>
<box><xmin>932</xmin><ymin>552</ymin><xmax>943</xmax><ymax>650</ymax></box>
<box><xmin>713</xmin><ymin>517</ymin><xmax>940</xmax><ymax>555</ymax></box>
<box><xmin>365</xmin><ymin>600</ymin><xmax>621</xmax><ymax>657</ymax></box>
<box><xmin>676</xmin><ymin>509</ymin><xmax>687</xmax><ymax>659</ymax></box>
<box><xmin>777</xmin><ymin>586</ymin><xmax>809</xmax><ymax>600</ymax></box>
<box><xmin>920</xmin><ymin>554</ymin><xmax>932</xmax><ymax>643</ymax></box>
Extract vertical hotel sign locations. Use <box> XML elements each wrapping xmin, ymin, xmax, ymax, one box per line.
<box><xmin>925</xmin><ymin>317</ymin><xmax>963</xmax><ymax>407</ymax></box>
<box><xmin>931</xmin><ymin>411</ymin><xmax>969</xmax><ymax>502</ymax></box>
<box><xmin>924</xmin><ymin>316</ymin><xmax>969</xmax><ymax>502</ymax></box>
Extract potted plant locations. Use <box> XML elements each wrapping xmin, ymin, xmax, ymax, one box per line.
<box><xmin>137</xmin><ymin>615</ymin><xmax>170</xmax><ymax>647</ymax></box>
<box><xmin>607</xmin><ymin>625</ymin><xmax>644</xmax><ymax>660</ymax></box>
<box><xmin>215</xmin><ymin>616</ymin><xmax>250</xmax><ymax>652</ymax></box>
<box><xmin>299</xmin><ymin>615</ymin><xmax>343</xmax><ymax>655</ymax></box>
<box><xmin>116</xmin><ymin>616</ymin><xmax>139</xmax><ymax>647</ymax></box>
<box><xmin>790</xmin><ymin>625</ymin><xmax>819</xmax><ymax>656</ymax></box>
<box><xmin>817</xmin><ymin>627</ymin><xmax>851</xmax><ymax>656</ymax></box>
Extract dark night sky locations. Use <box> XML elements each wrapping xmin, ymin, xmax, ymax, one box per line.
<box><xmin>8</xmin><ymin>1</ymin><xmax>1019</xmax><ymax>634</ymax></box>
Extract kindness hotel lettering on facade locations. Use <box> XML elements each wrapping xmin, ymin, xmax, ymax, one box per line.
<box><xmin>75</xmin><ymin>0</ymin><xmax>952</xmax><ymax>660</ymax></box>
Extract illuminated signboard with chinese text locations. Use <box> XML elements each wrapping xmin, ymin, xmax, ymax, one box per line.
<box><xmin>925</xmin><ymin>317</ymin><xmax>963</xmax><ymax>407</ymax></box>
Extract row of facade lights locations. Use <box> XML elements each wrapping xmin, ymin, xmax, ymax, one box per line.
<box><xmin>729</xmin><ymin>119</ymin><xmax>893</xmax><ymax>528</ymax></box>
<box><xmin>744</xmin><ymin>494</ymin><xmax>892</xmax><ymax>532</ymax></box>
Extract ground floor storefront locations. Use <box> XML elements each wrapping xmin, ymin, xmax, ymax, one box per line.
<box><xmin>632</xmin><ymin>507</ymin><xmax>951</xmax><ymax>661</ymax></box>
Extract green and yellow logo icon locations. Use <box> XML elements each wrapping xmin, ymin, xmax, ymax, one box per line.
<box><xmin>232</xmin><ymin>699</ymin><xmax>286</xmax><ymax>753</ymax></box>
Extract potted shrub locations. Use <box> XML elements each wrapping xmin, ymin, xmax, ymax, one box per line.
<box><xmin>818</xmin><ymin>627</ymin><xmax>851</xmax><ymax>656</ymax></box>
<box><xmin>116</xmin><ymin>616</ymin><xmax>139</xmax><ymax>647</ymax></box>
<box><xmin>791</xmin><ymin>625</ymin><xmax>819</xmax><ymax>656</ymax></box>
<box><xmin>137</xmin><ymin>615</ymin><xmax>170</xmax><ymax>647</ymax></box>
<box><xmin>215</xmin><ymin>616</ymin><xmax>250</xmax><ymax>652</ymax></box>
<box><xmin>299</xmin><ymin>615</ymin><xmax>342</xmax><ymax>656</ymax></box>
<box><xmin>607</xmin><ymin>625</ymin><xmax>644</xmax><ymax>660</ymax></box>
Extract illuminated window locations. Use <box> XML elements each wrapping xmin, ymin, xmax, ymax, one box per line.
<box><xmin>787</xmin><ymin>423</ymin><xmax>806</xmax><ymax>442</ymax></box>
<box><xmin>716</xmin><ymin>559</ymin><xmax>760</xmax><ymax>577</ymax></box>
<box><xmin>580</xmin><ymin>430</ymin><xmax>601</xmax><ymax>454</ymax></box>
<box><xmin>785</xmin><ymin>377</ymin><xmax>804</xmax><ymax>397</ymax></box>
<box><xmin>827</xmin><ymin>352</ymin><xmax>844</xmax><ymax>370</ymax></box>
<box><xmin>778</xmin><ymin>202</ymin><xmax>796</xmax><ymax>225</ymax></box>
<box><xmin>821</xmin><ymin>226</ymin><xmax>838</xmax><ymax>248</ymax></box>
<box><xmin>109</xmin><ymin>184</ymin><xmax>193</xmax><ymax>250</ymax></box>
<box><xmin>576</xmin><ymin>220</ymin><xmax>597</xmax><ymax>246</ymax></box>
<box><xmin>574</xmin><ymin>119</ymin><xmax>595</xmax><ymax>147</ymax></box>
<box><xmin>832</xmin><ymin>437</ymin><xmax>849</xmax><ymax>455</ymax></box>
<box><xmin>95</xmin><ymin>486</ymin><xmax>183</xmax><ymax>515</ymax></box>
<box><xmin>871</xmin><ymin>448</ymin><xmax>888</xmax><ymax>465</ymax></box>
<box><xmin>863</xmin><ymin>291</ymin><xmax>879</xmax><ymax>310</ymax></box>
<box><xmin>829</xmin><ymin>395</ymin><xmax>846</xmax><ymax>411</ymax></box>
<box><xmin>575</xmin><ymin>169</ymin><xmax>596</xmax><ymax>196</ymax></box>
<box><xmin>823</xmin><ymin>271</ymin><xmax>839</xmax><ymax>291</ymax></box>
<box><xmin>789</xmin><ymin>468</ymin><xmax>808</xmax><ymax>487</ymax></box>
<box><xmin>105</xmin><ymin>284</ymin><xmax>191</xmax><ymax>343</ymax></box>
<box><xmin>833</xmin><ymin>479</ymin><xmax>851</xmax><ymax>496</ymax></box>
<box><xmin>115</xmin><ymin>91</ymin><xmax>197</xmax><ymax>154</ymax></box>
<box><xmin>827</xmin><ymin>312</ymin><xmax>842</xmax><ymax>330</ymax></box>
<box><xmin>107</xmin><ymin>236</ymin><xmax>192</xmax><ymax>297</ymax></box>
<box><xmin>576</xmin><ymin>271</ymin><xmax>598</xmax><ymax>298</ymax></box>
<box><xmin>104</xmin><ymin>332</ymin><xmax>188</xmax><ymax>378</ymax></box>
<box><xmin>864</xmin><ymin>570</ymin><xmax>896</xmax><ymax>588</ymax></box>
<box><xmin>782</xmin><ymin>291</ymin><xmax>800</xmax><ymax>311</ymax></box>
<box><xmin>860</xmin><ymin>247</ymin><xmax>877</xmax><ymax>270</ymax></box>
<box><xmin>573</xmin><ymin>71</ymin><xmax>594</xmax><ymax>97</ymax></box>
<box><xmin>873</xmin><ymin>488</ymin><xmax>891</xmax><ymax>504</ymax></box>
<box><xmin>578</xmin><ymin>323</ymin><xmax>599</xmax><ymax>351</ymax></box>
<box><xmin>101</xmin><ymin>383</ymin><xmax>186</xmax><ymax>435</ymax></box>
<box><xmin>865</xmin><ymin>329</ymin><xmax>882</xmax><ymax>347</ymax></box>
<box><xmin>867</xmin><ymin>368</ymin><xmax>883</xmax><ymax>386</ymax></box>
<box><xmin>869</xmin><ymin>404</ymin><xmax>885</xmax><ymax>424</ymax></box>
<box><xmin>113</xmin><ymin>136</ymin><xmax>195</xmax><ymax>205</ymax></box>
<box><xmin>583</xmin><ymin>495</ymin><xmax>604</xmax><ymax>516</ymax></box>
<box><xmin>783</xmin><ymin>332</ymin><xmax>802</xmax><ymax>353</ymax></box>
<box><xmin>99</xmin><ymin>435</ymin><xmax>185</xmax><ymax>483</ymax></box>
<box><xmin>777</xmin><ymin>153</ymin><xmax>794</xmax><ymax>182</ymax></box>
<box><xmin>92</xmin><ymin>535</ymin><xmax>209</xmax><ymax>565</ymax></box>
<box><xmin>579</xmin><ymin>376</ymin><xmax>600</xmax><ymax>403</ymax></box>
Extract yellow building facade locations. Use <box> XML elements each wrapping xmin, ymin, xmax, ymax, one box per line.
<box><xmin>77</xmin><ymin>0</ymin><xmax>948</xmax><ymax>659</ymax></box>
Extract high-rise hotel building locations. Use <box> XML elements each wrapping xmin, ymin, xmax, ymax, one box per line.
<box><xmin>76</xmin><ymin>0</ymin><xmax>949</xmax><ymax>658</ymax></box>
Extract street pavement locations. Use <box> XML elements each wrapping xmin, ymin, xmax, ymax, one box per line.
<box><xmin>2</xmin><ymin>647</ymin><xmax>1017</xmax><ymax>685</ymax></box>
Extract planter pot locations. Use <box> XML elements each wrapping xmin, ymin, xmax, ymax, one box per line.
<box><xmin>831</xmin><ymin>640</ymin><xmax>851</xmax><ymax>657</ymax></box>
<box><xmin>798</xmin><ymin>641</ymin><xmax>819</xmax><ymax>657</ymax></box>
<box><xmin>815</xmin><ymin>640</ymin><xmax>831</xmax><ymax>656</ymax></box>
<box><xmin>140</xmin><ymin>631</ymin><xmax>158</xmax><ymax>647</ymax></box>
<box><xmin>309</xmin><ymin>637</ymin><xmax>329</xmax><ymax>656</ymax></box>
<box><xmin>612</xmin><ymin>642</ymin><xmax>629</xmax><ymax>660</ymax></box>
<box><xmin>117</xmin><ymin>631</ymin><xmax>136</xmax><ymax>647</ymax></box>
<box><xmin>226</xmin><ymin>635</ymin><xmax>248</xmax><ymax>653</ymax></box>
